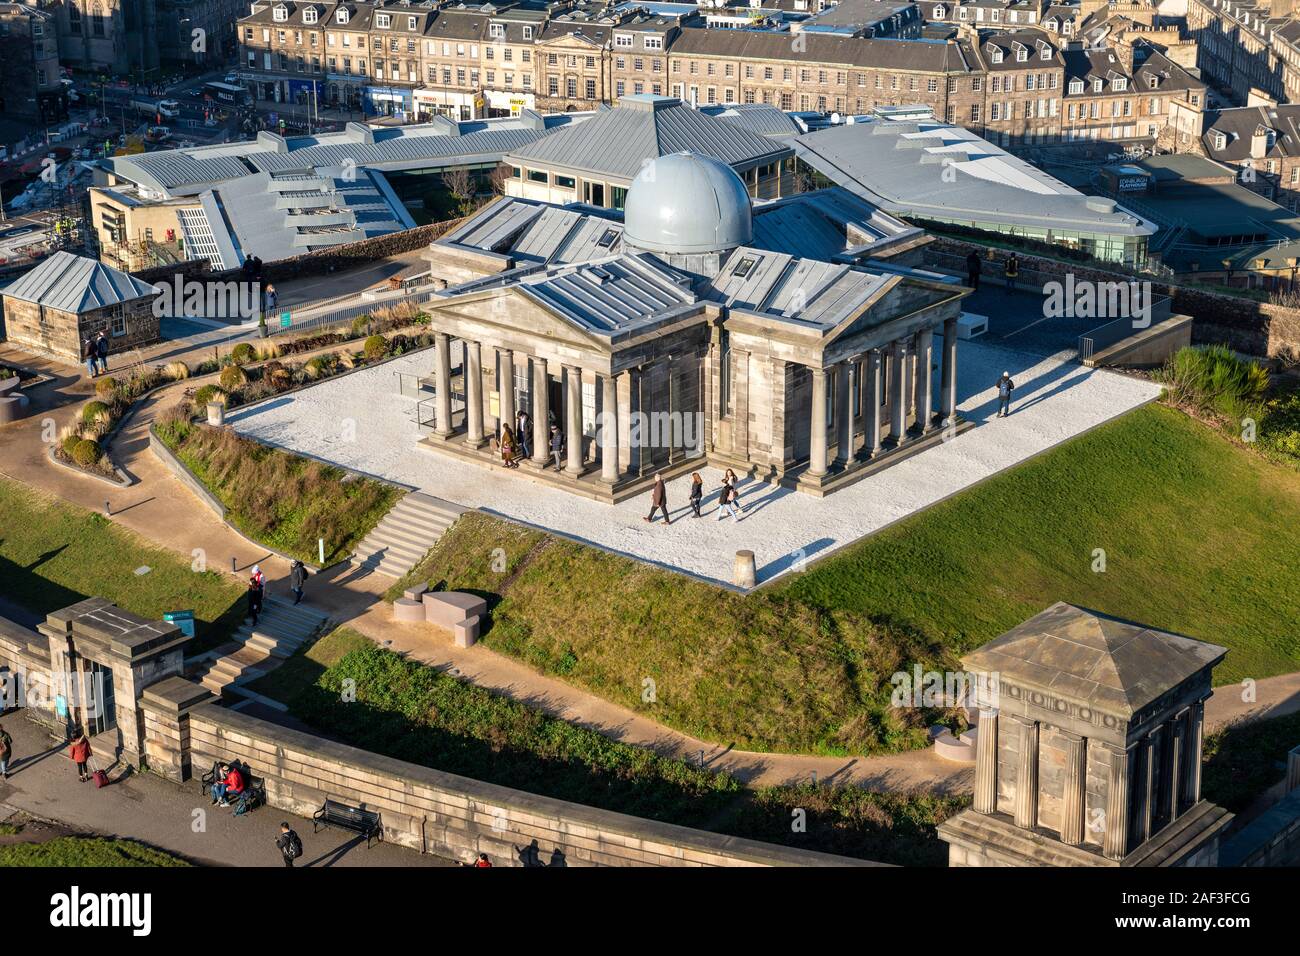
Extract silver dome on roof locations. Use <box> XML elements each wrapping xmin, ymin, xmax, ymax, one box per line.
<box><xmin>623</xmin><ymin>152</ymin><xmax>753</xmax><ymax>256</ymax></box>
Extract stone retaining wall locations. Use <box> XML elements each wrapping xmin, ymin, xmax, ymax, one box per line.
<box><xmin>1219</xmin><ymin>790</ymin><xmax>1300</xmax><ymax>866</ymax></box>
<box><xmin>162</xmin><ymin>699</ymin><xmax>874</xmax><ymax>868</ymax></box>
<box><xmin>926</xmin><ymin>237</ymin><xmax>1300</xmax><ymax>359</ymax></box>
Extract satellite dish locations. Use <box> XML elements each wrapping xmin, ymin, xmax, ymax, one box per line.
<box><xmin>831</xmin><ymin>111</ymin><xmax>842</xmax><ymax>124</ymax></box>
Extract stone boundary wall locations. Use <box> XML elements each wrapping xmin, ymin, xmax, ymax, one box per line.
<box><xmin>170</xmin><ymin>699</ymin><xmax>876</xmax><ymax>868</ymax></box>
<box><xmin>1219</xmin><ymin>790</ymin><xmax>1300</xmax><ymax>866</ymax></box>
<box><xmin>148</xmin><ymin>427</ymin><xmax>226</xmax><ymax>518</ymax></box>
<box><xmin>925</xmin><ymin>237</ymin><xmax>1300</xmax><ymax>359</ymax></box>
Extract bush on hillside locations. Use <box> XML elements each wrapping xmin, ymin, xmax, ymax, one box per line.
<box><xmin>71</xmin><ymin>438</ymin><xmax>101</xmax><ymax>467</ymax></box>
<box><xmin>363</xmin><ymin>334</ymin><xmax>387</xmax><ymax>360</ymax></box>
<box><xmin>219</xmin><ymin>365</ymin><xmax>247</xmax><ymax>390</ymax></box>
<box><xmin>229</xmin><ymin>342</ymin><xmax>256</xmax><ymax>366</ymax></box>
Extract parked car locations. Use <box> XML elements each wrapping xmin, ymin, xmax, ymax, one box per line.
<box><xmin>158</xmin><ymin>99</ymin><xmax>181</xmax><ymax>118</ymax></box>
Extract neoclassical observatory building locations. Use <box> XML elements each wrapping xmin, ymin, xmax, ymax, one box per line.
<box><xmin>420</xmin><ymin>152</ymin><xmax>969</xmax><ymax>502</ymax></box>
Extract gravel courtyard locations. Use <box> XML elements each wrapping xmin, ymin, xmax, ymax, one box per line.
<box><xmin>227</xmin><ymin>338</ymin><xmax>1162</xmax><ymax>586</ymax></box>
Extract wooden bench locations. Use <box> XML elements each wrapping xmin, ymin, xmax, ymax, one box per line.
<box><xmin>313</xmin><ymin>798</ymin><xmax>383</xmax><ymax>848</ymax></box>
<box><xmin>198</xmin><ymin>759</ymin><xmax>267</xmax><ymax>816</ymax></box>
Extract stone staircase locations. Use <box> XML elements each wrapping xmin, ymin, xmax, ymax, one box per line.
<box><xmin>192</xmin><ymin>596</ymin><xmax>329</xmax><ymax>696</ymax></box>
<box><xmin>350</xmin><ymin>491</ymin><xmax>466</xmax><ymax>579</ymax></box>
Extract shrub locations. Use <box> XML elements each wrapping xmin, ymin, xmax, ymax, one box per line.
<box><xmin>71</xmin><ymin>438</ymin><xmax>101</xmax><ymax>467</ymax></box>
<box><xmin>193</xmin><ymin>384</ymin><xmax>227</xmax><ymax>407</ymax></box>
<box><xmin>350</xmin><ymin>314</ymin><xmax>372</xmax><ymax>336</ymax></box>
<box><xmin>81</xmin><ymin>400</ymin><xmax>111</xmax><ymax>426</ymax></box>
<box><xmin>194</xmin><ymin>359</ymin><xmax>220</xmax><ymax>375</ymax></box>
<box><xmin>337</xmin><ymin>351</ymin><xmax>356</xmax><ymax>370</ymax></box>
<box><xmin>1157</xmin><ymin>345</ymin><xmax>1270</xmax><ymax>419</ymax></box>
<box><xmin>60</xmin><ymin>430</ymin><xmax>82</xmax><ymax>456</ymax></box>
<box><xmin>363</xmin><ymin>334</ymin><xmax>387</xmax><ymax>360</ymax></box>
<box><xmin>255</xmin><ymin>342</ymin><xmax>281</xmax><ymax>361</ymax></box>
<box><xmin>230</xmin><ymin>342</ymin><xmax>256</xmax><ymax>366</ymax></box>
<box><xmin>94</xmin><ymin>376</ymin><xmax>119</xmax><ymax>399</ymax></box>
<box><xmin>302</xmin><ymin>355</ymin><xmax>331</xmax><ymax>380</ymax></box>
<box><xmin>162</xmin><ymin>361</ymin><xmax>190</xmax><ymax>381</ymax></box>
<box><xmin>219</xmin><ymin>365</ymin><xmax>247</xmax><ymax>391</ymax></box>
<box><xmin>264</xmin><ymin>362</ymin><xmax>292</xmax><ymax>391</ymax></box>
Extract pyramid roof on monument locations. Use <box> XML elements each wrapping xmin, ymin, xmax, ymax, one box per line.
<box><xmin>962</xmin><ymin>602</ymin><xmax>1226</xmax><ymax>718</ymax></box>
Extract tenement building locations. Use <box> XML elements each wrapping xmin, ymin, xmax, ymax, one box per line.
<box><xmin>420</xmin><ymin>152</ymin><xmax>964</xmax><ymax>502</ymax></box>
<box><xmin>938</xmin><ymin>602</ymin><xmax>1234</xmax><ymax>867</ymax></box>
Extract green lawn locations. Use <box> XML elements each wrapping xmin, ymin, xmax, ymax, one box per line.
<box><xmin>0</xmin><ymin>477</ymin><xmax>245</xmax><ymax>652</ymax></box>
<box><xmin>394</xmin><ymin>404</ymin><xmax>1300</xmax><ymax>756</ymax></box>
<box><xmin>0</xmin><ymin>836</ymin><xmax>188</xmax><ymax>867</ymax></box>
<box><xmin>248</xmin><ymin>627</ymin><xmax>966</xmax><ymax>866</ymax></box>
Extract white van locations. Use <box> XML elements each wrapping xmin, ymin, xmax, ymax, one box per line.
<box><xmin>158</xmin><ymin>99</ymin><xmax>182</xmax><ymax>118</ymax></box>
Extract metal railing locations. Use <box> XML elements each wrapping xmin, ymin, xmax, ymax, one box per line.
<box><xmin>1078</xmin><ymin>295</ymin><xmax>1173</xmax><ymax>363</ymax></box>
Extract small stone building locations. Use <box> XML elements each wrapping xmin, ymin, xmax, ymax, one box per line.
<box><xmin>939</xmin><ymin>602</ymin><xmax>1234</xmax><ymax>867</ymax></box>
<box><xmin>0</xmin><ymin>250</ymin><xmax>160</xmax><ymax>364</ymax></box>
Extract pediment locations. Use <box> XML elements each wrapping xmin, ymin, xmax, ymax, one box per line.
<box><xmin>430</xmin><ymin>286</ymin><xmax>612</xmax><ymax>354</ymax></box>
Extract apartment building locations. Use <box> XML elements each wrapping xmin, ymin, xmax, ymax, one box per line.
<box><xmin>1199</xmin><ymin>103</ymin><xmax>1300</xmax><ymax>209</ymax></box>
<box><xmin>1185</xmin><ymin>0</ymin><xmax>1300</xmax><ymax>104</ymax></box>
<box><xmin>609</xmin><ymin>13</ymin><xmax>677</xmax><ymax>102</ymax></box>
<box><xmin>535</xmin><ymin>6</ymin><xmax>619</xmax><ymax>112</ymax></box>
<box><xmin>1062</xmin><ymin>45</ymin><xmax>1206</xmax><ymax>144</ymax></box>
<box><xmin>974</xmin><ymin>30</ymin><xmax>1065</xmax><ymax>147</ymax></box>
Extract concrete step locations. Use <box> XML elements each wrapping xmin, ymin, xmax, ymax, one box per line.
<box><xmin>235</xmin><ymin>617</ymin><xmax>314</xmax><ymax>642</ymax></box>
<box><xmin>261</xmin><ymin>597</ymin><xmax>329</xmax><ymax>626</ymax></box>
<box><xmin>366</xmin><ymin>521</ymin><xmax>447</xmax><ymax>552</ymax></box>
<box><xmin>383</xmin><ymin>506</ymin><xmax>456</xmax><ymax>533</ymax></box>
<box><xmin>353</xmin><ymin>541</ymin><xmax>426</xmax><ymax>566</ymax></box>
<box><xmin>349</xmin><ymin>492</ymin><xmax>466</xmax><ymax>580</ymax></box>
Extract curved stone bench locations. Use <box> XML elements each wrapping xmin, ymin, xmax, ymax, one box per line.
<box><xmin>932</xmin><ymin>725</ymin><xmax>978</xmax><ymax>763</ymax></box>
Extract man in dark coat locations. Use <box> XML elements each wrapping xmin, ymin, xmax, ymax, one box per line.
<box><xmin>289</xmin><ymin>560</ymin><xmax>308</xmax><ymax>605</ymax></box>
<box><xmin>549</xmin><ymin>425</ymin><xmax>564</xmax><ymax>471</ymax></box>
<box><xmin>643</xmin><ymin>473</ymin><xmax>671</xmax><ymax>525</ymax></box>
<box><xmin>94</xmin><ymin>330</ymin><xmax>110</xmax><ymax>375</ymax></box>
<box><xmin>966</xmin><ymin>251</ymin><xmax>981</xmax><ymax>291</ymax></box>
<box><xmin>276</xmin><ymin>822</ymin><xmax>303</xmax><ymax>868</ymax></box>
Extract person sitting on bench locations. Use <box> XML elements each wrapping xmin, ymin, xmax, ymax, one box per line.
<box><xmin>210</xmin><ymin>763</ymin><xmax>245</xmax><ymax>808</ymax></box>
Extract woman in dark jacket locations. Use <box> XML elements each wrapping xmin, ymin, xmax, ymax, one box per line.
<box><xmin>688</xmin><ymin>473</ymin><xmax>703</xmax><ymax>518</ymax></box>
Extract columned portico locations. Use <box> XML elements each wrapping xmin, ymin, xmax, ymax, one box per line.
<box><xmin>864</xmin><ymin>349</ymin><xmax>883</xmax><ymax>458</ymax></box>
<box><xmin>835</xmin><ymin>361</ymin><xmax>854</xmax><ymax>467</ymax></box>
<box><xmin>888</xmin><ymin>339</ymin><xmax>908</xmax><ymax>446</ymax></box>
<box><xmin>808</xmin><ymin>366</ymin><xmax>828</xmax><ymax>477</ymax></box>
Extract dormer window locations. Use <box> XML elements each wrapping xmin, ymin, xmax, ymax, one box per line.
<box><xmin>934</xmin><ymin>4</ymin><xmax>945</xmax><ymax>18</ymax></box>
<box><xmin>1094</xmin><ymin>78</ymin><xmax>1104</xmax><ymax>92</ymax></box>
<box><xmin>1069</xmin><ymin>78</ymin><xmax>1084</xmax><ymax>94</ymax></box>
<box><xmin>407</xmin><ymin>16</ymin><xmax>416</xmax><ymax>30</ymax></box>
<box><xmin>614</xmin><ymin>32</ymin><xmax>632</xmax><ymax>48</ymax></box>
<box><xmin>1214</xmin><ymin>131</ymin><xmax>1227</xmax><ymax>150</ymax></box>
<box><xmin>991</xmin><ymin>47</ymin><xmax>1003</xmax><ymax>63</ymax></box>
<box><xmin>1040</xmin><ymin>46</ymin><xmax>1050</xmax><ymax>60</ymax></box>
<box><xmin>489</xmin><ymin>22</ymin><xmax>504</xmax><ymax>38</ymax></box>
<box><xmin>1015</xmin><ymin>46</ymin><xmax>1027</xmax><ymax>62</ymax></box>
<box><xmin>1113</xmin><ymin>77</ymin><xmax>1127</xmax><ymax>91</ymax></box>
<box><xmin>273</xmin><ymin>4</ymin><xmax>288</xmax><ymax>22</ymax></box>
<box><xmin>523</xmin><ymin>25</ymin><xmax>533</xmax><ymax>40</ymax></box>
<box><xmin>335</xmin><ymin>7</ymin><xmax>348</xmax><ymax>23</ymax></box>
<box><xmin>303</xmin><ymin>6</ymin><xmax>317</xmax><ymax>24</ymax></box>
<box><xmin>375</xmin><ymin>13</ymin><xmax>390</xmax><ymax>28</ymax></box>
<box><xmin>1148</xmin><ymin>75</ymin><xmax>1159</xmax><ymax>89</ymax></box>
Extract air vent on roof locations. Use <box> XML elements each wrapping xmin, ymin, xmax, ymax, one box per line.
<box><xmin>588</xmin><ymin>266</ymin><xmax>613</xmax><ymax>284</ymax></box>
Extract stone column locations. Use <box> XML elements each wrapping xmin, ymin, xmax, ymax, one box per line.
<box><xmin>1184</xmin><ymin>697</ymin><xmax>1208</xmax><ymax>808</ymax></box>
<box><xmin>1104</xmin><ymin>742</ymin><xmax>1134</xmax><ymax>861</ymax></box>
<box><xmin>808</xmin><ymin>366</ymin><xmax>828</xmax><ymax>477</ymax></box>
<box><xmin>941</xmin><ymin>316</ymin><xmax>959</xmax><ymax>426</ymax></box>
<box><xmin>1012</xmin><ymin>716</ymin><xmax>1038</xmax><ymax>830</ymax></box>
<box><xmin>464</xmin><ymin>340</ymin><xmax>484</xmax><ymax>448</ymax></box>
<box><xmin>497</xmin><ymin>348</ymin><xmax>515</xmax><ymax>440</ymax></box>
<box><xmin>973</xmin><ymin>707</ymin><xmax>999</xmax><ymax>814</ymax></box>
<box><xmin>1137</xmin><ymin>727</ymin><xmax>1160</xmax><ymax>842</ymax></box>
<box><xmin>888</xmin><ymin>340</ymin><xmax>907</xmax><ymax>446</ymax></box>
<box><xmin>864</xmin><ymin>349</ymin><xmax>882</xmax><ymax>458</ymax></box>
<box><xmin>1167</xmin><ymin>710</ymin><xmax>1186</xmax><ymax>822</ymax></box>
<box><xmin>916</xmin><ymin>328</ymin><xmax>935</xmax><ymax>435</ymax></box>
<box><xmin>1060</xmin><ymin>731</ymin><xmax>1087</xmax><ymax>846</ymax></box>
<box><xmin>433</xmin><ymin>331</ymin><xmax>453</xmax><ymax>438</ymax></box>
<box><xmin>834</xmin><ymin>361</ymin><xmax>853</xmax><ymax>468</ymax></box>
<box><xmin>600</xmin><ymin>373</ymin><xmax>619</xmax><ymax>484</ymax></box>
<box><xmin>625</xmin><ymin>367</ymin><xmax>646</xmax><ymax>477</ymax></box>
<box><xmin>531</xmin><ymin>356</ymin><xmax>549</xmax><ymax>467</ymax></box>
<box><xmin>564</xmin><ymin>365</ymin><xmax>584</xmax><ymax>476</ymax></box>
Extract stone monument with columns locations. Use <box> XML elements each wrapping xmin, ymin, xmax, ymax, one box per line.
<box><xmin>938</xmin><ymin>602</ymin><xmax>1232</xmax><ymax>867</ymax></box>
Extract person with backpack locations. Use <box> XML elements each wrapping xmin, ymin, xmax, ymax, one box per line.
<box><xmin>995</xmin><ymin>371</ymin><xmax>1016</xmax><ymax>418</ymax></box>
<box><xmin>94</xmin><ymin>330</ymin><xmax>110</xmax><ymax>375</ymax></box>
<box><xmin>69</xmin><ymin>730</ymin><xmax>92</xmax><ymax>782</ymax></box>
<box><xmin>289</xmin><ymin>560</ymin><xmax>308</xmax><ymax>606</ymax></box>
<box><xmin>82</xmin><ymin>337</ymin><xmax>98</xmax><ymax>379</ymax></box>
<box><xmin>247</xmin><ymin>576</ymin><xmax>263</xmax><ymax>626</ymax></box>
<box><xmin>1004</xmin><ymin>253</ymin><xmax>1019</xmax><ymax>295</ymax></box>
<box><xmin>276</xmin><ymin>822</ymin><xmax>303</xmax><ymax>867</ymax></box>
<box><xmin>0</xmin><ymin>723</ymin><xmax>12</xmax><ymax>780</ymax></box>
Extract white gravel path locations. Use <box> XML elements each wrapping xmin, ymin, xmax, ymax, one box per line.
<box><xmin>227</xmin><ymin>339</ymin><xmax>1162</xmax><ymax>587</ymax></box>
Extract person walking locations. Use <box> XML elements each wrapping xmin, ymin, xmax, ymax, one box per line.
<box><xmin>1004</xmin><ymin>253</ymin><xmax>1019</xmax><ymax>295</ymax></box>
<box><xmin>722</xmin><ymin>469</ymin><xmax>746</xmax><ymax>513</ymax></box>
<box><xmin>966</xmin><ymin>250</ymin><xmax>981</xmax><ymax>291</ymax></box>
<box><xmin>0</xmin><ymin>723</ymin><xmax>12</xmax><ymax>780</ymax></box>
<box><xmin>549</xmin><ymin>424</ymin><xmax>564</xmax><ymax>472</ymax></box>
<box><xmin>995</xmin><ymin>371</ymin><xmax>1015</xmax><ymax>417</ymax></box>
<box><xmin>500</xmin><ymin>423</ymin><xmax>519</xmax><ymax>469</ymax></box>
<box><xmin>69</xmin><ymin>730</ymin><xmax>92</xmax><ymax>782</ymax></box>
<box><xmin>276</xmin><ymin>822</ymin><xmax>303</xmax><ymax>868</ymax></box>
<box><xmin>289</xmin><ymin>559</ymin><xmax>308</xmax><ymax>605</ymax></box>
<box><xmin>247</xmin><ymin>575</ymin><xmax>263</xmax><ymax>626</ymax></box>
<box><xmin>643</xmin><ymin>473</ymin><xmax>671</xmax><ymax>524</ymax></box>
<box><xmin>516</xmin><ymin>409</ymin><xmax>531</xmax><ymax>460</ymax></box>
<box><xmin>82</xmin><ymin>337</ymin><xmax>98</xmax><ymax>379</ymax></box>
<box><xmin>264</xmin><ymin>283</ymin><xmax>277</xmax><ymax>312</ymax></box>
<box><xmin>688</xmin><ymin>472</ymin><xmax>703</xmax><ymax>518</ymax></box>
<box><xmin>472</xmin><ymin>852</ymin><xmax>492</xmax><ymax>867</ymax></box>
<box><xmin>94</xmin><ymin>330</ymin><xmax>110</xmax><ymax>375</ymax></box>
<box><xmin>716</xmin><ymin>481</ymin><xmax>740</xmax><ymax>521</ymax></box>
